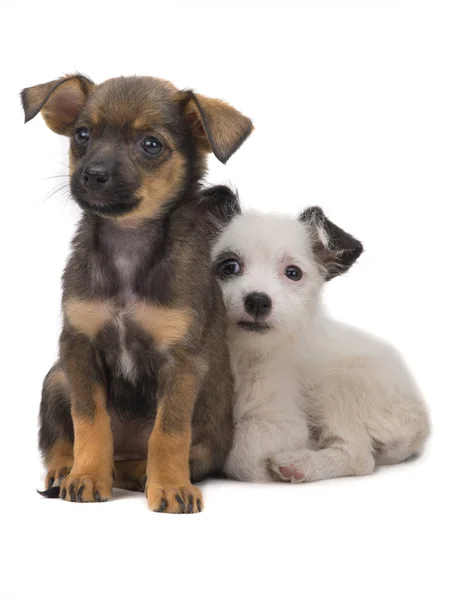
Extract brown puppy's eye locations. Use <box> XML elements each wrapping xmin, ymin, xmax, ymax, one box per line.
<box><xmin>142</xmin><ymin>136</ymin><xmax>163</xmax><ymax>156</ymax></box>
<box><xmin>74</xmin><ymin>128</ymin><xmax>90</xmax><ymax>144</ymax></box>
<box><xmin>285</xmin><ymin>265</ymin><xmax>303</xmax><ymax>281</ymax></box>
<box><xmin>218</xmin><ymin>259</ymin><xmax>241</xmax><ymax>278</ymax></box>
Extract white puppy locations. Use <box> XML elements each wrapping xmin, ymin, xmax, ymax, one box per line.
<box><xmin>212</xmin><ymin>205</ymin><xmax>430</xmax><ymax>483</ymax></box>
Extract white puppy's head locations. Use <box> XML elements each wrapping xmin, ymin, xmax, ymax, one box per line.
<box><xmin>212</xmin><ymin>206</ymin><xmax>363</xmax><ymax>340</ymax></box>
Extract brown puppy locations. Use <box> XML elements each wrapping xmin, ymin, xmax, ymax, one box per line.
<box><xmin>22</xmin><ymin>74</ymin><xmax>252</xmax><ymax>513</ymax></box>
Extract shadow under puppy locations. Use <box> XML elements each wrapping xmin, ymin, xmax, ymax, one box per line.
<box><xmin>212</xmin><ymin>195</ymin><xmax>430</xmax><ymax>483</ymax></box>
<box><xmin>22</xmin><ymin>74</ymin><xmax>253</xmax><ymax>512</ymax></box>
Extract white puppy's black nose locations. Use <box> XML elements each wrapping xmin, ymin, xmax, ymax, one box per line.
<box><xmin>244</xmin><ymin>292</ymin><xmax>272</xmax><ymax>318</ymax></box>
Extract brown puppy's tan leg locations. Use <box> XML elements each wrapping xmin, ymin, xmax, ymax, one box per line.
<box><xmin>113</xmin><ymin>444</ymin><xmax>212</xmax><ymax>491</ymax></box>
<box><xmin>60</xmin><ymin>384</ymin><xmax>113</xmax><ymax>502</ymax></box>
<box><xmin>147</xmin><ymin>363</ymin><xmax>203</xmax><ymax>514</ymax></box>
<box><xmin>59</xmin><ymin>329</ymin><xmax>114</xmax><ymax>503</ymax></box>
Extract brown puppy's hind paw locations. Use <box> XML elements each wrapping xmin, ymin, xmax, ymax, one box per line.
<box><xmin>60</xmin><ymin>473</ymin><xmax>112</xmax><ymax>503</ymax></box>
<box><xmin>114</xmin><ymin>460</ymin><xmax>147</xmax><ymax>492</ymax></box>
<box><xmin>45</xmin><ymin>465</ymin><xmax>72</xmax><ymax>489</ymax></box>
<box><xmin>147</xmin><ymin>484</ymin><xmax>203</xmax><ymax>514</ymax></box>
<box><xmin>39</xmin><ymin>456</ymin><xmax>74</xmax><ymax>498</ymax></box>
<box><xmin>37</xmin><ymin>459</ymin><xmax>73</xmax><ymax>498</ymax></box>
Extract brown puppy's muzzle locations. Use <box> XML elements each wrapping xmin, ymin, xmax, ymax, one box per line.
<box><xmin>71</xmin><ymin>156</ymin><xmax>140</xmax><ymax>217</ymax></box>
<box><xmin>82</xmin><ymin>164</ymin><xmax>111</xmax><ymax>191</ymax></box>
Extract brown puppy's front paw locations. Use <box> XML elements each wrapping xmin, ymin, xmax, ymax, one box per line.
<box><xmin>147</xmin><ymin>484</ymin><xmax>203</xmax><ymax>514</ymax></box>
<box><xmin>60</xmin><ymin>472</ymin><xmax>113</xmax><ymax>503</ymax></box>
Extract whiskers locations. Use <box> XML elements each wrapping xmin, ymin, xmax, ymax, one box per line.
<box><xmin>40</xmin><ymin>158</ymin><xmax>73</xmax><ymax>207</ymax></box>
<box><xmin>41</xmin><ymin>174</ymin><xmax>72</xmax><ymax>208</ymax></box>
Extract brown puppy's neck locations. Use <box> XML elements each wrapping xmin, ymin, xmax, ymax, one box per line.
<box><xmin>69</xmin><ymin>212</ymin><xmax>171</xmax><ymax>303</ymax></box>
<box><xmin>93</xmin><ymin>212</ymin><xmax>169</xmax><ymax>261</ymax></box>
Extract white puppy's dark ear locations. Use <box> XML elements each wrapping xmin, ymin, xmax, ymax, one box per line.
<box><xmin>197</xmin><ymin>185</ymin><xmax>241</xmax><ymax>234</ymax></box>
<box><xmin>300</xmin><ymin>206</ymin><xmax>363</xmax><ymax>280</ymax></box>
<box><xmin>198</xmin><ymin>185</ymin><xmax>241</xmax><ymax>220</ymax></box>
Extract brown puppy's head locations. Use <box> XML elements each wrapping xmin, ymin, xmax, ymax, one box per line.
<box><xmin>21</xmin><ymin>74</ymin><xmax>253</xmax><ymax>221</ymax></box>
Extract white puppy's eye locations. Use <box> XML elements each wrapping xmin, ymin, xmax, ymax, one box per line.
<box><xmin>217</xmin><ymin>259</ymin><xmax>241</xmax><ymax>278</ymax></box>
<box><xmin>284</xmin><ymin>265</ymin><xmax>303</xmax><ymax>281</ymax></box>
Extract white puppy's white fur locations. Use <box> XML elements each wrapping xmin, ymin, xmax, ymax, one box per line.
<box><xmin>212</xmin><ymin>209</ymin><xmax>430</xmax><ymax>483</ymax></box>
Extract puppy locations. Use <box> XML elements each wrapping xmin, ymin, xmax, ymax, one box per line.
<box><xmin>212</xmin><ymin>202</ymin><xmax>430</xmax><ymax>483</ymax></box>
<box><xmin>22</xmin><ymin>75</ymin><xmax>253</xmax><ymax>512</ymax></box>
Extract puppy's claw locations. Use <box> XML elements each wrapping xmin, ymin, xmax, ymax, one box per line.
<box><xmin>77</xmin><ymin>486</ymin><xmax>85</xmax><ymax>503</ymax></box>
<box><xmin>69</xmin><ymin>484</ymin><xmax>77</xmax><ymax>502</ymax></box>
<box><xmin>157</xmin><ymin>498</ymin><xmax>168</xmax><ymax>513</ymax></box>
<box><xmin>94</xmin><ymin>490</ymin><xmax>104</xmax><ymax>503</ymax></box>
<box><xmin>175</xmin><ymin>494</ymin><xmax>186</xmax><ymax>513</ymax></box>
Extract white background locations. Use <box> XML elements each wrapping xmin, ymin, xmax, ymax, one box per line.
<box><xmin>1</xmin><ymin>1</ymin><xmax>448</xmax><ymax>599</ymax></box>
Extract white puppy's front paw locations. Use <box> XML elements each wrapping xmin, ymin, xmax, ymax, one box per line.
<box><xmin>269</xmin><ymin>451</ymin><xmax>313</xmax><ymax>483</ymax></box>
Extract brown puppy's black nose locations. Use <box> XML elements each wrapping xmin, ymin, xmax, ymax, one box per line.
<box><xmin>244</xmin><ymin>292</ymin><xmax>272</xmax><ymax>319</ymax></box>
<box><xmin>82</xmin><ymin>165</ymin><xmax>111</xmax><ymax>190</ymax></box>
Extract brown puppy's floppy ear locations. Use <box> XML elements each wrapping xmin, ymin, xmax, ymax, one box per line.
<box><xmin>181</xmin><ymin>91</ymin><xmax>253</xmax><ymax>164</ymax></box>
<box><xmin>300</xmin><ymin>206</ymin><xmax>363</xmax><ymax>280</ymax></box>
<box><xmin>21</xmin><ymin>74</ymin><xmax>94</xmax><ymax>135</ymax></box>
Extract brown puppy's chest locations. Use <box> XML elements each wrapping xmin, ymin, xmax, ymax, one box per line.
<box><xmin>103</xmin><ymin>247</ymin><xmax>148</xmax><ymax>384</ymax></box>
<box><xmin>64</xmin><ymin>219</ymin><xmax>192</xmax><ymax>426</ymax></box>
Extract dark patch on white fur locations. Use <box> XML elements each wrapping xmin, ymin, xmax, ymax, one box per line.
<box><xmin>300</xmin><ymin>206</ymin><xmax>363</xmax><ymax>280</ymax></box>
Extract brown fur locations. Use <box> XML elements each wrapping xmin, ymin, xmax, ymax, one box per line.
<box><xmin>114</xmin><ymin>460</ymin><xmax>147</xmax><ymax>491</ymax></box>
<box><xmin>22</xmin><ymin>74</ymin><xmax>252</xmax><ymax>512</ymax></box>
<box><xmin>22</xmin><ymin>76</ymin><xmax>93</xmax><ymax>134</ymax></box>
<box><xmin>190</xmin><ymin>442</ymin><xmax>212</xmax><ymax>465</ymax></box>
<box><xmin>64</xmin><ymin>299</ymin><xmax>113</xmax><ymax>338</ymax></box>
<box><xmin>147</xmin><ymin>414</ymin><xmax>203</xmax><ymax>513</ymax></box>
<box><xmin>112</xmin><ymin>443</ymin><xmax>212</xmax><ymax>494</ymax></box>
<box><xmin>148</xmin><ymin>424</ymin><xmax>191</xmax><ymax>487</ymax></box>
<box><xmin>60</xmin><ymin>385</ymin><xmax>114</xmax><ymax>502</ymax></box>
<box><xmin>44</xmin><ymin>367</ymin><xmax>68</xmax><ymax>397</ymax></box>
<box><xmin>131</xmin><ymin>303</ymin><xmax>193</xmax><ymax>349</ymax></box>
<box><xmin>44</xmin><ymin>441</ymin><xmax>74</xmax><ymax>488</ymax></box>
<box><xmin>181</xmin><ymin>92</ymin><xmax>253</xmax><ymax>163</ymax></box>
<box><xmin>64</xmin><ymin>299</ymin><xmax>192</xmax><ymax>347</ymax></box>
<box><xmin>120</xmin><ymin>153</ymin><xmax>188</xmax><ymax>224</ymax></box>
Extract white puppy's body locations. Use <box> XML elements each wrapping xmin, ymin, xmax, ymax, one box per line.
<box><xmin>212</xmin><ymin>209</ymin><xmax>430</xmax><ymax>483</ymax></box>
<box><xmin>226</xmin><ymin>337</ymin><xmax>309</xmax><ymax>482</ymax></box>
